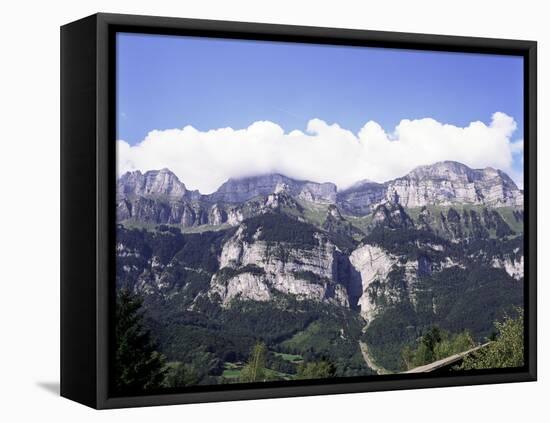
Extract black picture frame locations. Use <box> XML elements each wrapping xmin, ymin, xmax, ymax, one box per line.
<box><xmin>60</xmin><ymin>12</ymin><xmax>537</xmax><ymax>409</ymax></box>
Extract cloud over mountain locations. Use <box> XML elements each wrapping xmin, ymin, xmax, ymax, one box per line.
<box><xmin>117</xmin><ymin>112</ymin><xmax>523</xmax><ymax>194</ymax></box>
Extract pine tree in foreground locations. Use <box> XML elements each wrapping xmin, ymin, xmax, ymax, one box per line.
<box><xmin>114</xmin><ymin>289</ymin><xmax>167</xmax><ymax>394</ymax></box>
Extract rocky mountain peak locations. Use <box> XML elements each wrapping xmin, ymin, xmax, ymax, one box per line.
<box><xmin>385</xmin><ymin>161</ymin><xmax>523</xmax><ymax>208</ymax></box>
<box><xmin>206</xmin><ymin>173</ymin><xmax>337</xmax><ymax>204</ymax></box>
<box><xmin>345</xmin><ymin>179</ymin><xmax>383</xmax><ymax>191</ymax></box>
<box><xmin>117</xmin><ymin>168</ymin><xmax>190</xmax><ymax>199</ymax></box>
<box><xmin>406</xmin><ymin>161</ymin><xmax>476</xmax><ymax>180</ymax></box>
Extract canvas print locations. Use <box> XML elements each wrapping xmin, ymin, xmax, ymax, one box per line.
<box><xmin>114</xmin><ymin>33</ymin><xmax>525</xmax><ymax>395</ymax></box>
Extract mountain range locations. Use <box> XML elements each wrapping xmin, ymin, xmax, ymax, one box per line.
<box><xmin>115</xmin><ymin>160</ymin><xmax>524</xmax><ymax>381</ymax></box>
<box><xmin>117</xmin><ymin>161</ymin><xmax>523</xmax><ymax>229</ymax></box>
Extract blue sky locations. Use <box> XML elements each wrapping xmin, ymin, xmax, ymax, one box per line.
<box><xmin>116</xmin><ymin>32</ymin><xmax>524</xmax><ymax>189</ymax></box>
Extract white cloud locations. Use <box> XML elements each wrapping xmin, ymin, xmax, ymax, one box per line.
<box><xmin>117</xmin><ymin>112</ymin><xmax>523</xmax><ymax>193</ymax></box>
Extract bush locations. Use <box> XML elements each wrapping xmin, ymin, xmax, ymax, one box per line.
<box><xmin>461</xmin><ymin>309</ymin><xmax>524</xmax><ymax>370</ymax></box>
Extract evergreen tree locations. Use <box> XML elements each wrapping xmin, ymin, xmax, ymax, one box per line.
<box><xmin>114</xmin><ymin>289</ymin><xmax>167</xmax><ymax>394</ymax></box>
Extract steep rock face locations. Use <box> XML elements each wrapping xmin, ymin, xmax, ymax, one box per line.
<box><xmin>116</xmin><ymin>196</ymin><xmax>211</xmax><ymax>227</ymax></box>
<box><xmin>131</xmin><ymin>255</ymin><xmax>172</xmax><ymax>294</ymax></box>
<box><xmin>213</xmin><ymin>272</ymin><xmax>273</xmax><ymax>303</ymax></box>
<box><xmin>117</xmin><ymin>168</ymin><xmax>199</xmax><ymax>200</ymax></box>
<box><xmin>117</xmin><ymin>169</ymin><xmax>208</xmax><ymax>227</ymax></box>
<box><xmin>349</xmin><ymin>244</ymin><xmax>397</xmax><ymax>322</ymax></box>
<box><xmin>337</xmin><ymin>180</ymin><xmax>386</xmax><ymax>215</ymax></box>
<box><xmin>348</xmin><ymin>239</ymin><xmax>471</xmax><ymax>324</ymax></box>
<box><xmin>208</xmin><ymin>223</ymin><xmax>350</xmax><ymax>306</ymax></box>
<box><xmin>370</xmin><ymin>202</ymin><xmax>414</xmax><ymax>229</ymax></box>
<box><xmin>491</xmin><ymin>255</ymin><xmax>524</xmax><ymax>280</ymax></box>
<box><xmin>385</xmin><ymin>161</ymin><xmax>523</xmax><ymax>208</ymax></box>
<box><xmin>209</xmin><ymin>204</ymin><xmax>228</xmax><ymax>226</ymax></box>
<box><xmin>226</xmin><ymin>207</ymin><xmax>245</xmax><ymax>226</ymax></box>
<box><xmin>206</xmin><ymin>174</ymin><xmax>337</xmax><ymax>204</ymax></box>
<box><xmin>214</xmin><ymin>192</ymin><xmax>304</xmax><ymax>228</ymax></box>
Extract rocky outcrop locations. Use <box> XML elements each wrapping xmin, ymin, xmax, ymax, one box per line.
<box><xmin>115</xmin><ymin>196</ymin><xmax>211</xmax><ymax>227</ymax></box>
<box><xmin>337</xmin><ymin>180</ymin><xmax>386</xmax><ymax>215</ymax></box>
<box><xmin>208</xmin><ymin>224</ymin><xmax>350</xmax><ymax>306</ymax></box>
<box><xmin>206</xmin><ymin>174</ymin><xmax>337</xmax><ymax>204</ymax></box>
<box><xmin>385</xmin><ymin>161</ymin><xmax>523</xmax><ymax>208</ymax></box>
<box><xmin>117</xmin><ymin>168</ymin><xmax>200</xmax><ymax>200</ymax></box>
<box><xmin>370</xmin><ymin>202</ymin><xmax>414</xmax><ymax>229</ymax></box>
<box><xmin>337</xmin><ymin>162</ymin><xmax>523</xmax><ymax>214</ymax></box>
<box><xmin>349</xmin><ymin>244</ymin><xmax>397</xmax><ymax>322</ymax></box>
<box><xmin>212</xmin><ymin>272</ymin><xmax>272</xmax><ymax>303</ymax></box>
<box><xmin>209</xmin><ymin>204</ymin><xmax>228</xmax><ymax>226</ymax></box>
<box><xmin>491</xmin><ymin>255</ymin><xmax>524</xmax><ymax>280</ymax></box>
<box><xmin>117</xmin><ymin>169</ymin><xmax>207</xmax><ymax>227</ymax></box>
<box><xmin>348</xmin><ymin>239</ymin><xmax>479</xmax><ymax>324</ymax></box>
